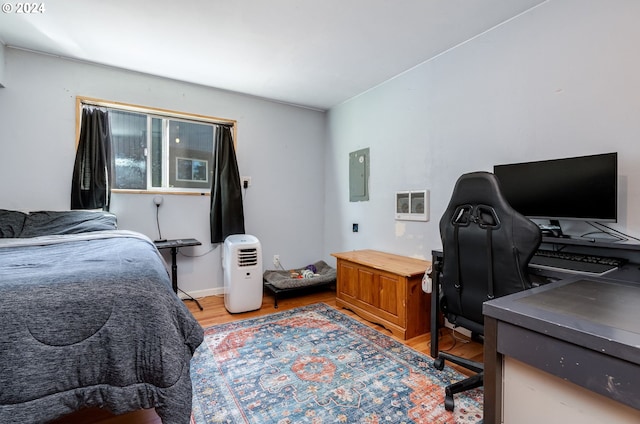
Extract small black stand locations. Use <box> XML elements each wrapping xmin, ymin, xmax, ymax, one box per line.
<box><xmin>154</xmin><ymin>238</ymin><xmax>204</xmax><ymax>311</ymax></box>
<box><xmin>539</xmin><ymin>219</ymin><xmax>567</xmax><ymax>238</ymax></box>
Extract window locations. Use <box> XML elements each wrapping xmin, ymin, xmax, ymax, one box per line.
<box><xmin>77</xmin><ymin>97</ymin><xmax>236</xmax><ymax>194</ymax></box>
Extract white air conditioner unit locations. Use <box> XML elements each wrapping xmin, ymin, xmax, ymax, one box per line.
<box><xmin>223</xmin><ymin>234</ymin><xmax>263</xmax><ymax>313</ymax></box>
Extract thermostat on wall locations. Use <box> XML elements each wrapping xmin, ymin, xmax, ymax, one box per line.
<box><xmin>395</xmin><ymin>190</ymin><xmax>429</xmax><ymax>221</ymax></box>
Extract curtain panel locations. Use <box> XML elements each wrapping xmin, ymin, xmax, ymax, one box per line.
<box><xmin>71</xmin><ymin>107</ymin><xmax>112</xmax><ymax>210</ymax></box>
<box><xmin>210</xmin><ymin>126</ymin><xmax>245</xmax><ymax>243</ymax></box>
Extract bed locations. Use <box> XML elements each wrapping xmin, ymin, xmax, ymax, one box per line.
<box><xmin>0</xmin><ymin>209</ymin><xmax>204</xmax><ymax>424</ymax></box>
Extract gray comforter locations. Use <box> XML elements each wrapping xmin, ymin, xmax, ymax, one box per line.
<box><xmin>0</xmin><ymin>229</ymin><xmax>204</xmax><ymax>423</ymax></box>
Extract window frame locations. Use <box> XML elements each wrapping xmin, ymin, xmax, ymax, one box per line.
<box><xmin>76</xmin><ymin>96</ymin><xmax>237</xmax><ymax>196</ymax></box>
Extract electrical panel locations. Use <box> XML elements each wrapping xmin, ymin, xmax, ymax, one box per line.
<box><xmin>349</xmin><ymin>148</ymin><xmax>369</xmax><ymax>202</ymax></box>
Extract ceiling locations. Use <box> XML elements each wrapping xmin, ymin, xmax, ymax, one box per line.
<box><xmin>0</xmin><ymin>0</ymin><xmax>546</xmax><ymax>110</ymax></box>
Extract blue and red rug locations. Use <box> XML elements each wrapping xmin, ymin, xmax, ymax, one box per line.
<box><xmin>190</xmin><ymin>303</ymin><xmax>483</xmax><ymax>423</ymax></box>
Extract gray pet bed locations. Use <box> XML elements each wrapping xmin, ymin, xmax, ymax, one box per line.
<box><xmin>263</xmin><ymin>260</ymin><xmax>336</xmax><ymax>307</ymax></box>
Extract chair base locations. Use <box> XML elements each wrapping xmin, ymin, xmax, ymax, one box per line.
<box><xmin>444</xmin><ymin>371</ymin><xmax>483</xmax><ymax>411</ymax></box>
<box><xmin>434</xmin><ymin>352</ymin><xmax>484</xmax><ymax>411</ymax></box>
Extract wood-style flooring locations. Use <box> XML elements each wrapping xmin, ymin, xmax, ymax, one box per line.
<box><xmin>52</xmin><ymin>288</ymin><xmax>482</xmax><ymax>424</ymax></box>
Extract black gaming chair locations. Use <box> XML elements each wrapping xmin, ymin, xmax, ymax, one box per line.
<box><xmin>433</xmin><ymin>171</ymin><xmax>541</xmax><ymax>411</ymax></box>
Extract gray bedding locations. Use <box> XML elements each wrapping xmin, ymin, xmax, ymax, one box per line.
<box><xmin>0</xmin><ymin>211</ymin><xmax>203</xmax><ymax>423</ymax></box>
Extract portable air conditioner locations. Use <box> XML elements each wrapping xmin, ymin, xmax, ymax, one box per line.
<box><xmin>223</xmin><ymin>234</ymin><xmax>263</xmax><ymax>313</ymax></box>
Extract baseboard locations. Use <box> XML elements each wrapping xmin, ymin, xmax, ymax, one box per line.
<box><xmin>178</xmin><ymin>286</ymin><xmax>223</xmax><ymax>300</ymax></box>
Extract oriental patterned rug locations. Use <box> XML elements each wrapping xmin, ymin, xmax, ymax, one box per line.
<box><xmin>190</xmin><ymin>303</ymin><xmax>483</xmax><ymax>423</ymax></box>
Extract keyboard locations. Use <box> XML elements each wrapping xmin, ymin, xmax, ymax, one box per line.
<box><xmin>530</xmin><ymin>249</ymin><xmax>626</xmax><ymax>275</ymax></box>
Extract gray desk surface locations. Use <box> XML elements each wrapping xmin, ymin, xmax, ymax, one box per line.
<box><xmin>483</xmin><ymin>275</ymin><xmax>640</xmax><ymax>366</ymax></box>
<box><xmin>483</xmin><ymin>274</ymin><xmax>640</xmax><ymax>418</ymax></box>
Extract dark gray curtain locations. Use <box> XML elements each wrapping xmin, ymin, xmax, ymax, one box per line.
<box><xmin>71</xmin><ymin>107</ymin><xmax>112</xmax><ymax>210</ymax></box>
<box><xmin>210</xmin><ymin>126</ymin><xmax>245</xmax><ymax>243</ymax></box>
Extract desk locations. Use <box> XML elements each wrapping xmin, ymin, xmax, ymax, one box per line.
<box><xmin>154</xmin><ymin>238</ymin><xmax>203</xmax><ymax>310</ymax></box>
<box><xmin>483</xmin><ymin>276</ymin><xmax>640</xmax><ymax>423</ymax></box>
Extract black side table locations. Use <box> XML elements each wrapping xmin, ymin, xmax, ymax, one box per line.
<box><xmin>154</xmin><ymin>238</ymin><xmax>203</xmax><ymax>310</ymax></box>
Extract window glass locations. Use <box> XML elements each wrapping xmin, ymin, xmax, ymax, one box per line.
<box><xmin>110</xmin><ymin>110</ymin><xmax>147</xmax><ymax>190</ymax></box>
<box><xmin>168</xmin><ymin>120</ymin><xmax>214</xmax><ymax>189</ymax></box>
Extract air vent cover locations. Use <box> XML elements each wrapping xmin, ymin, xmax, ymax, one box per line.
<box><xmin>238</xmin><ymin>248</ymin><xmax>258</xmax><ymax>267</ymax></box>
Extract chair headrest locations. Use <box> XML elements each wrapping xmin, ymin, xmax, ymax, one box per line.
<box><xmin>444</xmin><ymin>172</ymin><xmax>513</xmax><ymax>216</ymax></box>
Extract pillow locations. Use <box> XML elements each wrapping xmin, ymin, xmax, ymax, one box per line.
<box><xmin>0</xmin><ymin>209</ymin><xmax>28</xmax><ymax>238</ymax></box>
<box><xmin>19</xmin><ymin>210</ymin><xmax>118</xmax><ymax>238</ymax></box>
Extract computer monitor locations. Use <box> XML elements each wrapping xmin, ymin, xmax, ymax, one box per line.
<box><xmin>493</xmin><ymin>152</ymin><xmax>618</xmax><ymax>223</ymax></box>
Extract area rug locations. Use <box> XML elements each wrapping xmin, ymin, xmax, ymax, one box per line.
<box><xmin>190</xmin><ymin>303</ymin><xmax>483</xmax><ymax>423</ymax></box>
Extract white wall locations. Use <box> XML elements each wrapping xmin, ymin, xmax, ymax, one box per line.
<box><xmin>324</xmin><ymin>0</ymin><xmax>640</xmax><ymax>262</ymax></box>
<box><xmin>0</xmin><ymin>48</ymin><xmax>327</xmax><ymax>297</ymax></box>
<box><xmin>0</xmin><ymin>43</ymin><xmax>5</xmax><ymax>87</ymax></box>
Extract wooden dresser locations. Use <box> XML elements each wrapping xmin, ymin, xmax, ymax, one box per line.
<box><xmin>332</xmin><ymin>249</ymin><xmax>431</xmax><ymax>340</ymax></box>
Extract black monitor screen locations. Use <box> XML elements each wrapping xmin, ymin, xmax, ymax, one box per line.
<box><xmin>493</xmin><ymin>152</ymin><xmax>617</xmax><ymax>222</ymax></box>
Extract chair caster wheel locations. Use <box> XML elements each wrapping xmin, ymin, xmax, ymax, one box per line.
<box><xmin>433</xmin><ymin>357</ymin><xmax>445</xmax><ymax>370</ymax></box>
<box><xmin>444</xmin><ymin>395</ymin><xmax>455</xmax><ymax>411</ymax></box>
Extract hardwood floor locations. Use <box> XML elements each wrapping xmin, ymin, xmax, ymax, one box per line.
<box><xmin>53</xmin><ymin>289</ymin><xmax>482</xmax><ymax>423</ymax></box>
